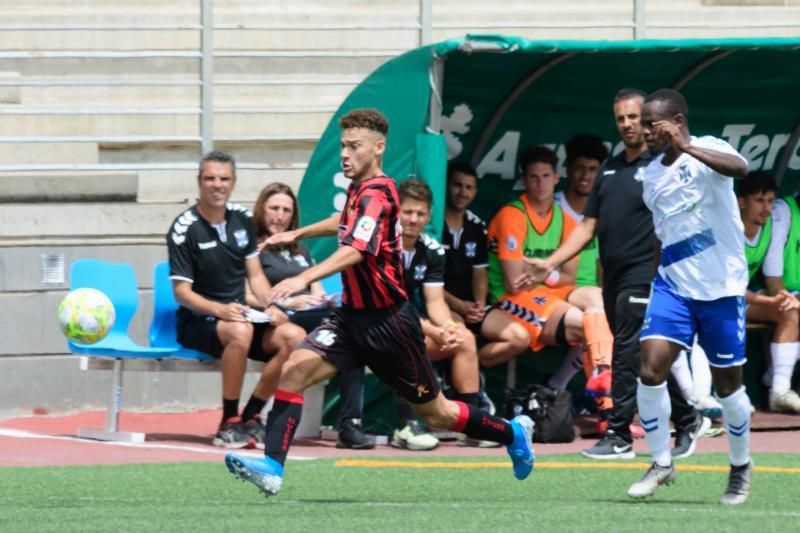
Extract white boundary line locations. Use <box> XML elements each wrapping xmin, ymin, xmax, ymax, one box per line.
<box><xmin>0</xmin><ymin>427</ymin><xmax>315</xmax><ymax>461</ymax></box>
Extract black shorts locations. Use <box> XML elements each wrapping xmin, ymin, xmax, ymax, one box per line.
<box><xmin>298</xmin><ymin>301</ymin><xmax>440</xmax><ymax>404</ymax></box>
<box><xmin>176</xmin><ymin>310</ymin><xmax>273</xmax><ymax>361</ymax></box>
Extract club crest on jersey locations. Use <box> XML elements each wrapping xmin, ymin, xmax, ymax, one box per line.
<box><xmin>233</xmin><ymin>229</ymin><xmax>249</xmax><ymax>248</ymax></box>
<box><xmin>353</xmin><ymin>216</ymin><xmax>377</xmax><ymax>241</ymax></box>
<box><xmin>677</xmin><ymin>164</ymin><xmax>692</xmax><ymax>184</ymax></box>
<box><xmin>506</xmin><ymin>236</ymin><xmax>518</xmax><ymax>252</ymax></box>
<box><xmin>465</xmin><ymin>241</ymin><xmax>477</xmax><ymax>257</ymax></box>
<box><xmin>414</xmin><ymin>264</ymin><xmax>427</xmax><ymax>280</ymax></box>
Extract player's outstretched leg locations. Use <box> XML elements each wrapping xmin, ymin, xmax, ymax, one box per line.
<box><xmin>225</xmin><ymin>388</ymin><xmax>303</xmax><ymax>497</ymax></box>
<box><xmin>628</xmin><ymin>378</ymin><xmax>675</xmax><ymax>499</ymax></box>
<box><xmin>506</xmin><ymin>415</ymin><xmax>536</xmax><ymax>480</ymax></box>
<box><xmin>717</xmin><ymin>386</ymin><xmax>753</xmax><ymax>505</ymax></box>
<box><xmin>415</xmin><ymin>395</ymin><xmax>535</xmax><ymax>480</ymax></box>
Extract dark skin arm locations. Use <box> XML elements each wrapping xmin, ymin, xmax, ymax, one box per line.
<box><xmin>654</xmin><ymin>120</ymin><xmax>748</xmax><ymax>179</ymax></box>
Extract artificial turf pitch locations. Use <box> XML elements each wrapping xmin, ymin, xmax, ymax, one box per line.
<box><xmin>1</xmin><ymin>453</ymin><xmax>798</xmax><ymax>532</ymax></box>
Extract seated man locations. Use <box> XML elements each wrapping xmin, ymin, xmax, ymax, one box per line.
<box><xmin>752</xmin><ymin>172</ymin><xmax>800</xmax><ymax>412</ymax></box>
<box><xmin>167</xmin><ymin>151</ymin><xmax>305</xmax><ymax>449</ymax></box>
<box><xmin>441</xmin><ymin>162</ymin><xmax>530</xmax><ymax>405</ymax></box>
<box><xmin>553</xmin><ymin>135</ymin><xmax>613</xmax><ymax>417</ymax></box>
<box><xmin>392</xmin><ymin>179</ymin><xmax>488</xmax><ymax>450</ymax></box>
<box><xmin>486</xmin><ymin>145</ymin><xmax>614</xmax><ymax>418</ymax></box>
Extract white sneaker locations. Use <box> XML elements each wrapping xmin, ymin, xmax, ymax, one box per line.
<box><xmin>391</xmin><ymin>421</ymin><xmax>439</xmax><ymax>451</ymax></box>
<box><xmin>694</xmin><ymin>395</ymin><xmax>723</xmax><ymax>421</ymax></box>
<box><xmin>769</xmin><ymin>389</ymin><xmax>800</xmax><ymax>414</ymax></box>
<box><xmin>628</xmin><ymin>462</ymin><xmax>677</xmax><ymax>499</ymax></box>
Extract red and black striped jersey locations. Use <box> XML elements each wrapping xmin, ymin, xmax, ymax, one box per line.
<box><xmin>337</xmin><ymin>175</ymin><xmax>407</xmax><ymax>309</ymax></box>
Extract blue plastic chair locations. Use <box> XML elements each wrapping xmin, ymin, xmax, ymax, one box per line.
<box><xmin>320</xmin><ymin>273</ymin><xmax>343</xmax><ymax>305</ymax></box>
<box><xmin>67</xmin><ymin>259</ymin><xmax>176</xmax><ymax>358</ymax></box>
<box><xmin>149</xmin><ymin>261</ymin><xmax>213</xmax><ymax>360</ymax></box>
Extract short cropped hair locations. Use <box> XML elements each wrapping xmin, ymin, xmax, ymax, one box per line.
<box><xmin>447</xmin><ymin>161</ymin><xmax>478</xmax><ymax>183</ymax></box>
<box><xmin>645</xmin><ymin>88</ymin><xmax>689</xmax><ymax>118</ymax></box>
<box><xmin>614</xmin><ymin>87</ymin><xmax>646</xmax><ymax>103</ymax></box>
<box><xmin>398</xmin><ymin>178</ymin><xmax>433</xmax><ymax>208</ymax></box>
<box><xmin>738</xmin><ymin>171</ymin><xmax>778</xmax><ymax>198</ymax></box>
<box><xmin>565</xmin><ymin>134</ymin><xmax>609</xmax><ymax>167</ymax></box>
<box><xmin>199</xmin><ymin>150</ymin><xmax>236</xmax><ymax>178</ymax></box>
<box><xmin>518</xmin><ymin>145</ymin><xmax>558</xmax><ymax>173</ymax></box>
<box><xmin>339</xmin><ymin>108</ymin><xmax>389</xmax><ymax>136</ymax></box>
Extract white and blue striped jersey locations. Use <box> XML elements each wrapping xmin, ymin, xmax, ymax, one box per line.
<box><xmin>636</xmin><ymin>136</ymin><xmax>748</xmax><ymax>301</ymax></box>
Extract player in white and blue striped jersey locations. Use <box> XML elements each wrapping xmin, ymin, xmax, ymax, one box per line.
<box><xmin>627</xmin><ymin>89</ymin><xmax>753</xmax><ymax>505</ymax></box>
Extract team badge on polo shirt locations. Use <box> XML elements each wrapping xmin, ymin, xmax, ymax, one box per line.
<box><xmin>414</xmin><ymin>264</ymin><xmax>427</xmax><ymax>280</ymax></box>
<box><xmin>353</xmin><ymin>216</ymin><xmax>377</xmax><ymax>241</ymax></box>
<box><xmin>465</xmin><ymin>241</ymin><xmax>477</xmax><ymax>257</ymax></box>
<box><xmin>233</xmin><ymin>229</ymin><xmax>249</xmax><ymax>248</ymax></box>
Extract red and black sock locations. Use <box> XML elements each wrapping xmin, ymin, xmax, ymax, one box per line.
<box><xmin>222</xmin><ymin>398</ymin><xmax>239</xmax><ymax>423</ymax></box>
<box><xmin>264</xmin><ymin>389</ymin><xmax>304</xmax><ymax>465</ymax></box>
<box><xmin>241</xmin><ymin>395</ymin><xmax>267</xmax><ymax>422</ymax></box>
<box><xmin>451</xmin><ymin>401</ymin><xmax>514</xmax><ymax>445</ymax></box>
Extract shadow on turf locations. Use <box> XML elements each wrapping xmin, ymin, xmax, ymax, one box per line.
<box><xmin>594</xmin><ymin>497</ymin><xmax>709</xmax><ymax>506</ymax></box>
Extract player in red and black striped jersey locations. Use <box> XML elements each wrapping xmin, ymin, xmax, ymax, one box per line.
<box><xmin>223</xmin><ymin>109</ymin><xmax>535</xmax><ymax>497</ymax></box>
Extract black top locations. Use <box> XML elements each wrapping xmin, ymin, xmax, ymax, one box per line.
<box><xmin>441</xmin><ymin>209</ymin><xmax>488</xmax><ymax>302</ymax></box>
<box><xmin>167</xmin><ymin>203</ymin><xmax>258</xmax><ymax>307</ymax></box>
<box><xmin>584</xmin><ymin>150</ymin><xmax>655</xmax><ymax>289</ymax></box>
<box><xmin>402</xmin><ymin>233</ymin><xmax>446</xmax><ymax>315</ymax></box>
<box><xmin>259</xmin><ymin>243</ymin><xmax>315</xmax><ymax>296</ymax></box>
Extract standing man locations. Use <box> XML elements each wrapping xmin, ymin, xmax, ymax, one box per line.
<box><xmin>525</xmin><ymin>89</ymin><xmax>708</xmax><ymax>461</ymax></box>
<box><xmin>223</xmin><ymin>109</ymin><xmax>534</xmax><ymax>497</ymax></box>
<box><xmin>627</xmin><ymin>89</ymin><xmax>752</xmax><ymax>504</ymax></box>
<box><xmin>167</xmin><ymin>151</ymin><xmax>305</xmax><ymax>449</ymax></box>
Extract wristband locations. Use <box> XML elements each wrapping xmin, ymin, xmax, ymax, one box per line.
<box><xmin>543</xmin><ymin>270</ymin><xmax>560</xmax><ymax>287</ymax></box>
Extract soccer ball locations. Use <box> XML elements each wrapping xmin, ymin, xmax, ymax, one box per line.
<box><xmin>58</xmin><ymin>288</ymin><xmax>116</xmax><ymax>344</ymax></box>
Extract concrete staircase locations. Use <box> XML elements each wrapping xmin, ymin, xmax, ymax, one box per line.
<box><xmin>1</xmin><ymin>0</ymin><xmax>799</xmax><ymax>416</ymax></box>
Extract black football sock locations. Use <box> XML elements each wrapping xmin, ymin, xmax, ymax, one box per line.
<box><xmin>457</xmin><ymin>392</ymin><xmax>480</xmax><ymax>406</ymax></box>
<box><xmin>451</xmin><ymin>401</ymin><xmax>514</xmax><ymax>445</ymax></box>
<box><xmin>264</xmin><ymin>389</ymin><xmax>304</xmax><ymax>465</ymax></box>
<box><xmin>222</xmin><ymin>398</ymin><xmax>239</xmax><ymax>423</ymax></box>
<box><xmin>241</xmin><ymin>395</ymin><xmax>268</xmax><ymax>422</ymax></box>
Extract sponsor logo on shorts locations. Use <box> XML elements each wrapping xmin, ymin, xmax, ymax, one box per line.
<box><xmin>641</xmin><ymin>316</ymin><xmax>651</xmax><ymax>331</ymax></box>
<box><xmin>416</xmin><ymin>384</ymin><xmax>430</xmax><ymax>398</ymax></box>
<box><xmin>314</xmin><ymin>330</ymin><xmax>337</xmax><ymax>347</ymax></box>
<box><xmin>716</xmin><ymin>353</ymin><xmax>734</xmax><ymax>359</ymax></box>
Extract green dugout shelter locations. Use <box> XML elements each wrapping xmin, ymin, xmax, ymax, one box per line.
<box><xmin>302</xmin><ymin>35</ymin><xmax>800</xmax><ymax>424</ymax></box>
<box><xmin>298</xmin><ymin>34</ymin><xmax>800</xmax><ymax>261</ymax></box>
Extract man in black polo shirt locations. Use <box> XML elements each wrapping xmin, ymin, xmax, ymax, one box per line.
<box><xmin>442</xmin><ymin>162</ymin><xmax>531</xmax><ymax>366</ymax></box>
<box><xmin>524</xmin><ymin>89</ymin><xmax>708</xmax><ymax>460</ymax></box>
<box><xmin>168</xmin><ymin>151</ymin><xmax>304</xmax><ymax>449</ymax></box>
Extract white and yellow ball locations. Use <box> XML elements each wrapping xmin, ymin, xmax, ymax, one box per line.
<box><xmin>58</xmin><ymin>288</ymin><xmax>116</xmax><ymax>344</ymax></box>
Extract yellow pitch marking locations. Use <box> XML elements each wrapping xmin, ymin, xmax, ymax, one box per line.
<box><xmin>335</xmin><ymin>459</ymin><xmax>800</xmax><ymax>474</ymax></box>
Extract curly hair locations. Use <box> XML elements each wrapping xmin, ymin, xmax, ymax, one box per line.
<box><xmin>339</xmin><ymin>108</ymin><xmax>389</xmax><ymax>136</ymax></box>
<box><xmin>252</xmin><ymin>182</ymin><xmax>300</xmax><ymax>255</ymax></box>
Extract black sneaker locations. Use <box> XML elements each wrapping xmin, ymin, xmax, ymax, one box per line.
<box><xmin>243</xmin><ymin>415</ymin><xmax>266</xmax><ymax>450</ymax></box>
<box><xmin>213</xmin><ymin>417</ymin><xmax>255</xmax><ymax>449</ymax></box>
<box><xmin>672</xmin><ymin>415</ymin><xmax>711</xmax><ymax>459</ymax></box>
<box><xmin>720</xmin><ymin>461</ymin><xmax>752</xmax><ymax>505</ymax></box>
<box><xmin>581</xmin><ymin>431</ymin><xmax>635</xmax><ymax>460</ymax></box>
<box><xmin>336</xmin><ymin>418</ymin><xmax>375</xmax><ymax>449</ymax></box>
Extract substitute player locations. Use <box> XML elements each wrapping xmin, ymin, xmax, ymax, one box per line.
<box><xmin>626</xmin><ymin>89</ymin><xmax>752</xmax><ymax>505</ymax></box>
<box><xmin>223</xmin><ymin>109</ymin><xmax>534</xmax><ymax>496</ymax></box>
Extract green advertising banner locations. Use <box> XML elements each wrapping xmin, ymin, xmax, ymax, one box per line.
<box><xmin>299</xmin><ymin>35</ymin><xmax>800</xmax><ymax>261</ymax></box>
